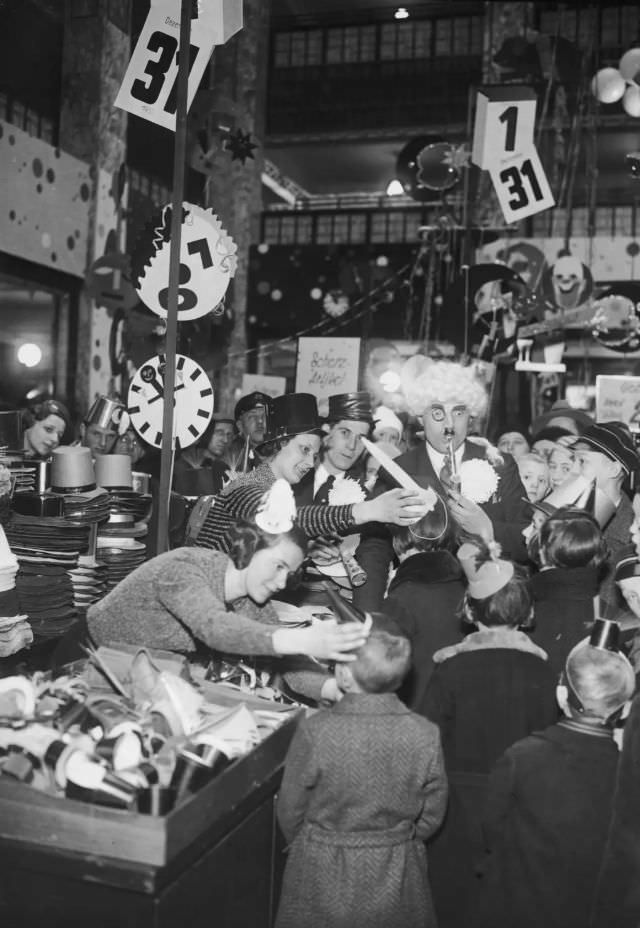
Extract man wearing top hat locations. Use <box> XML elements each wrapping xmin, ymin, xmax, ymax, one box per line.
<box><xmin>226</xmin><ymin>391</ymin><xmax>270</xmax><ymax>472</ymax></box>
<box><xmin>295</xmin><ymin>391</ymin><xmax>373</xmax><ymax>506</ymax></box>
<box><xmin>354</xmin><ymin>356</ymin><xmax>531</xmax><ymax>612</ymax></box>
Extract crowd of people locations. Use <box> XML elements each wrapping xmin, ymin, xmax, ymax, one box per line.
<box><xmin>7</xmin><ymin>355</ymin><xmax>640</xmax><ymax>927</ymax></box>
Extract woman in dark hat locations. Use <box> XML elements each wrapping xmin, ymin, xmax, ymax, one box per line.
<box><xmin>186</xmin><ymin>392</ymin><xmax>424</xmax><ymax>555</ymax></box>
<box><xmin>22</xmin><ymin>398</ymin><xmax>70</xmax><ymax>459</ymax></box>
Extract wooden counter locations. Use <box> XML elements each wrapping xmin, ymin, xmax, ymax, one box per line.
<box><xmin>0</xmin><ymin>708</ymin><xmax>300</xmax><ymax>928</ymax></box>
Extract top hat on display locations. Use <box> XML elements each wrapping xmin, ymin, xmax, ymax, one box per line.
<box><xmin>326</xmin><ymin>392</ymin><xmax>374</xmax><ymax>425</ymax></box>
<box><xmin>256</xmin><ymin>394</ymin><xmax>323</xmax><ymax>453</ymax></box>
<box><xmin>50</xmin><ymin>447</ymin><xmax>96</xmax><ymax>493</ymax></box>
<box><xmin>94</xmin><ymin>454</ymin><xmax>133</xmax><ymax>491</ymax></box>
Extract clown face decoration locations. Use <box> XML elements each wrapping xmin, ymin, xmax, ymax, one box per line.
<box><xmin>544</xmin><ymin>255</ymin><xmax>593</xmax><ymax>312</ymax></box>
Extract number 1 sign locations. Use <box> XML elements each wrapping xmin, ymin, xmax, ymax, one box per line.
<box><xmin>115</xmin><ymin>0</ymin><xmax>243</xmax><ymax>131</ymax></box>
<box><xmin>471</xmin><ymin>85</ymin><xmax>554</xmax><ymax>223</ymax></box>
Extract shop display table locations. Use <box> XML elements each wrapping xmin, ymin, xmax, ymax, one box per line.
<box><xmin>0</xmin><ymin>696</ymin><xmax>300</xmax><ymax>928</ymax></box>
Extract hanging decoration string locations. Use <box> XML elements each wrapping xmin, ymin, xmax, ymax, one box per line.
<box><xmin>227</xmin><ymin>262</ymin><xmax>412</xmax><ymax>361</ymax></box>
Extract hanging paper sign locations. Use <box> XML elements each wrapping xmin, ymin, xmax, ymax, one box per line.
<box><xmin>130</xmin><ymin>202</ymin><xmax>237</xmax><ymax>321</ymax></box>
<box><xmin>471</xmin><ymin>85</ymin><xmax>555</xmax><ymax>223</ymax></box>
<box><xmin>595</xmin><ymin>375</ymin><xmax>640</xmax><ymax>430</ymax></box>
<box><xmin>488</xmin><ymin>147</ymin><xmax>555</xmax><ymax>224</ymax></box>
<box><xmin>471</xmin><ymin>85</ymin><xmax>537</xmax><ymax>170</ymax></box>
<box><xmin>128</xmin><ymin>353</ymin><xmax>214</xmax><ymax>449</ymax></box>
<box><xmin>86</xmin><ymin>253</ymin><xmax>139</xmax><ymax>313</ymax></box>
<box><xmin>114</xmin><ymin>0</ymin><xmax>243</xmax><ymax>131</ymax></box>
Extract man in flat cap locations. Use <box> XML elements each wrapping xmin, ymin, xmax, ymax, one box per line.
<box><xmin>227</xmin><ymin>391</ymin><xmax>269</xmax><ymax>472</ymax></box>
<box><xmin>354</xmin><ymin>356</ymin><xmax>530</xmax><ymax>611</ymax></box>
<box><xmin>571</xmin><ymin>421</ymin><xmax>640</xmax><ymax>611</ymax></box>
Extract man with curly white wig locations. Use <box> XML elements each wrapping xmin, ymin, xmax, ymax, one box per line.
<box><xmin>353</xmin><ymin>356</ymin><xmax>531</xmax><ymax>611</ymax></box>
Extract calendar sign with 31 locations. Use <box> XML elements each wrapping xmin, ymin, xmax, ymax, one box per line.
<box><xmin>114</xmin><ymin>0</ymin><xmax>243</xmax><ymax>131</ymax></box>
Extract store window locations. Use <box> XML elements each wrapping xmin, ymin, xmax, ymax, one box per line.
<box><xmin>0</xmin><ymin>269</ymin><xmax>74</xmax><ymax>410</ymax></box>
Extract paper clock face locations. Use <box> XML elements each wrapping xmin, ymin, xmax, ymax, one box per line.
<box><xmin>127</xmin><ymin>354</ymin><xmax>214</xmax><ymax>450</ymax></box>
<box><xmin>131</xmin><ymin>203</ymin><xmax>237</xmax><ymax>322</ymax></box>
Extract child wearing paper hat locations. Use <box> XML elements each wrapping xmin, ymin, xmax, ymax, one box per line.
<box><xmin>476</xmin><ymin>621</ymin><xmax>635</xmax><ymax>928</ymax></box>
<box><xmin>418</xmin><ymin>540</ymin><xmax>558</xmax><ymax>927</ymax></box>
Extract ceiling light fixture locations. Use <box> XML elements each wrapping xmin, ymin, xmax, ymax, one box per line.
<box><xmin>17</xmin><ymin>343</ymin><xmax>42</xmax><ymax>368</ymax></box>
<box><xmin>394</xmin><ymin>7</ymin><xmax>409</xmax><ymax>20</ymax></box>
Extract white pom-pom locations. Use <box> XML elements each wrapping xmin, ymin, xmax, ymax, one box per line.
<box><xmin>255</xmin><ymin>479</ymin><xmax>297</xmax><ymax>533</ymax></box>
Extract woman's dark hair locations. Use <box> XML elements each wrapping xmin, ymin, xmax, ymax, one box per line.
<box><xmin>227</xmin><ymin>518</ymin><xmax>308</xmax><ymax>570</ymax></box>
<box><xmin>391</xmin><ymin>496</ymin><xmax>456</xmax><ymax>555</ymax></box>
<box><xmin>23</xmin><ymin>398</ymin><xmax>71</xmax><ymax>433</ymax></box>
<box><xmin>464</xmin><ymin>565</ymin><xmax>533</xmax><ymax>630</ymax></box>
<box><xmin>539</xmin><ymin>507</ymin><xmax>608</xmax><ymax>571</ymax></box>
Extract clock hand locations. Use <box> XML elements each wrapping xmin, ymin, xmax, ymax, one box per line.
<box><xmin>148</xmin><ymin>382</ymin><xmax>186</xmax><ymax>404</ymax></box>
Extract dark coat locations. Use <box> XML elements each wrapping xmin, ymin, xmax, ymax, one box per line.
<box><xmin>384</xmin><ymin>550</ymin><xmax>465</xmax><ymax>707</ymax></box>
<box><xmin>591</xmin><ymin>694</ymin><xmax>640</xmax><ymax>927</ymax></box>
<box><xmin>419</xmin><ymin>629</ymin><xmax>559</xmax><ymax>928</ymax></box>
<box><xmin>354</xmin><ymin>441</ymin><xmax>530</xmax><ymax>611</ymax></box>
<box><xmin>275</xmin><ymin>693</ymin><xmax>448</xmax><ymax>928</ymax></box>
<box><xmin>529</xmin><ymin>565</ymin><xmax>599</xmax><ymax>680</ymax></box>
<box><xmin>476</xmin><ymin>721</ymin><xmax>620</xmax><ymax>928</ymax></box>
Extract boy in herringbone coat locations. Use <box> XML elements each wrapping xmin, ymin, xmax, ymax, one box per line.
<box><xmin>275</xmin><ymin>629</ymin><xmax>448</xmax><ymax>928</ymax></box>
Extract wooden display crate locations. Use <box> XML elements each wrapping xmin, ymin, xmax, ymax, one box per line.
<box><xmin>0</xmin><ymin>704</ymin><xmax>301</xmax><ymax>868</ymax></box>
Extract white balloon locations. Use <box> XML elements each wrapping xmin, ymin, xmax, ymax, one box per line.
<box><xmin>619</xmin><ymin>48</ymin><xmax>640</xmax><ymax>82</ymax></box>
<box><xmin>591</xmin><ymin>67</ymin><xmax>626</xmax><ymax>104</ymax></box>
<box><xmin>623</xmin><ymin>84</ymin><xmax>640</xmax><ymax>117</ymax></box>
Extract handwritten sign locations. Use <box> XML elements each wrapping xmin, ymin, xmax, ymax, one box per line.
<box><xmin>596</xmin><ymin>375</ymin><xmax>640</xmax><ymax>430</ymax></box>
<box><xmin>295</xmin><ymin>337</ymin><xmax>361</xmax><ymax>416</ymax></box>
<box><xmin>241</xmin><ymin>374</ymin><xmax>286</xmax><ymax>399</ymax></box>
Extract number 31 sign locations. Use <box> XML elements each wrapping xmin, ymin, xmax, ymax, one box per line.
<box><xmin>471</xmin><ymin>85</ymin><xmax>555</xmax><ymax>224</ymax></box>
<box><xmin>115</xmin><ymin>0</ymin><xmax>242</xmax><ymax>131</ymax></box>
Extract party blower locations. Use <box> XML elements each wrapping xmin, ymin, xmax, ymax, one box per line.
<box><xmin>321</xmin><ymin>583</ymin><xmax>373</xmax><ymax>633</ymax></box>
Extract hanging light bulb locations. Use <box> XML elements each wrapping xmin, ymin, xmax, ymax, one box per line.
<box><xmin>385</xmin><ymin>179</ymin><xmax>404</xmax><ymax>196</ymax></box>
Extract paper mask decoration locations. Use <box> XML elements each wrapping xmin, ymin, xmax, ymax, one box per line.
<box><xmin>130</xmin><ymin>202</ymin><xmax>237</xmax><ymax>322</ymax></box>
<box><xmin>255</xmin><ymin>479</ymin><xmax>296</xmax><ymax>534</ymax></box>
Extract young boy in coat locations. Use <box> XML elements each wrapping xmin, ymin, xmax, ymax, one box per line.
<box><xmin>275</xmin><ymin>629</ymin><xmax>448</xmax><ymax>928</ymax></box>
<box><xmin>476</xmin><ymin>622</ymin><xmax>636</xmax><ymax>928</ymax></box>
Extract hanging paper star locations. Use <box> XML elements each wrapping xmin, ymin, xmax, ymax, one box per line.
<box><xmin>224</xmin><ymin>128</ymin><xmax>259</xmax><ymax>164</ymax></box>
<box><xmin>442</xmin><ymin>144</ymin><xmax>471</xmax><ymax>171</ymax></box>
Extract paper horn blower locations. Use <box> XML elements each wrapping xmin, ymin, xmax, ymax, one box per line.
<box><xmin>322</xmin><ymin>583</ymin><xmax>372</xmax><ymax>631</ymax></box>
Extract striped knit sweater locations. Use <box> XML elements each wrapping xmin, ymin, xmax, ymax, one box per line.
<box><xmin>189</xmin><ymin>463</ymin><xmax>355</xmax><ymax>550</ymax></box>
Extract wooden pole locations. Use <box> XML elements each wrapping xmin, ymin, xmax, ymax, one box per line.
<box><xmin>156</xmin><ymin>0</ymin><xmax>192</xmax><ymax>555</ymax></box>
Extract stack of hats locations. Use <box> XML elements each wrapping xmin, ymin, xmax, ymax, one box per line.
<box><xmin>49</xmin><ymin>447</ymin><xmax>111</xmax><ymax>525</ymax></box>
<box><xmin>0</xmin><ymin>524</ymin><xmax>31</xmax><ymax>656</ymax></box>
<box><xmin>5</xmin><ymin>514</ymin><xmax>88</xmax><ymax>640</ymax></box>
<box><xmin>94</xmin><ymin>454</ymin><xmax>148</xmax><ymax>591</ymax></box>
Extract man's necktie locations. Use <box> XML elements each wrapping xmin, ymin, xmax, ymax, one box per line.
<box><xmin>439</xmin><ymin>446</ymin><xmax>458</xmax><ymax>492</ymax></box>
<box><xmin>315</xmin><ymin>474</ymin><xmax>336</xmax><ymax>503</ymax></box>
